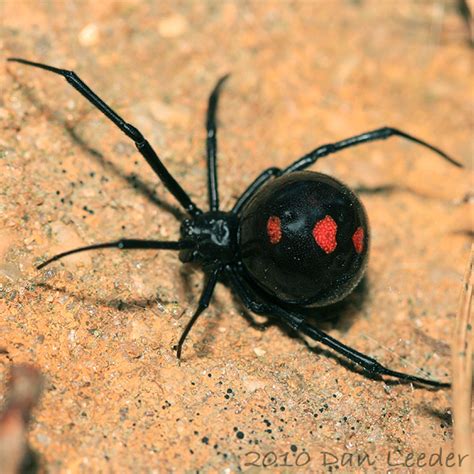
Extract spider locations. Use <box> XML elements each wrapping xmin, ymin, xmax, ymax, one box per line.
<box><xmin>8</xmin><ymin>57</ymin><xmax>462</xmax><ymax>388</ymax></box>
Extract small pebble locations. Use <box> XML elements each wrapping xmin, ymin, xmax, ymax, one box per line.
<box><xmin>78</xmin><ymin>23</ymin><xmax>100</xmax><ymax>46</ymax></box>
<box><xmin>253</xmin><ymin>347</ymin><xmax>266</xmax><ymax>357</ymax></box>
<box><xmin>158</xmin><ymin>14</ymin><xmax>188</xmax><ymax>38</ymax></box>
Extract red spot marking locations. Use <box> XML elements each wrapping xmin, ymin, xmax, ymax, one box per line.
<box><xmin>352</xmin><ymin>226</ymin><xmax>364</xmax><ymax>254</ymax></box>
<box><xmin>313</xmin><ymin>215</ymin><xmax>338</xmax><ymax>254</ymax></box>
<box><xmin>267</xmin><ymin>216</ymin><xmax>282</xmax><ymax>244</ymax></box>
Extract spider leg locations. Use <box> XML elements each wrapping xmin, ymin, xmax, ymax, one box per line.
<box><xmin>232</xmin><ymin>167</ymin><xmax>281</xmax><ymax>214</ymax></box>
<box><xmin>283</xmin><ymin>127</ymin><xmax>462</xmax><ymax>174</ymax></box>
<box><xmin>226</xmin><ymin>266</ymin><xmax>449</xmax><ymax>388</ymax></box>
<box><xmin>7</xmin><ymin>58</ymin><xmax>201</xmax><ymax>217</ymax></box>
<box><xmin>37</xmin><ymin>239</ymin><xmax>193</xmax><ymax>269</ymax></box>
<box><xmin>206</xmin><ymin>75</ymin><xmax>230</xmax><ymax>212</ymax></box>
<box><xmin>176</xmin><ymin>267</ymin><xmax>221</xmax><ymax>359</ymax></box>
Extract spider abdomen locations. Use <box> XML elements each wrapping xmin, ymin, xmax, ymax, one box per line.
<box><xmin>239</xmin><ymin>171</ymin><xmax>369</xmax><ymax>306</ymax></box>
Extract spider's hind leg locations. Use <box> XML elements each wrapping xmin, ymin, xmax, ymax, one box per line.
<box><xmin>283</xmin><ymin>127</ymin><xmax>462</xmax><ymax>174</ymax></box>
<box><xmin>176</xmin><ymin>267</ymin><xmax>221</xmax><ymax>359</ymax></box>
<box><xmin>226</xmin><ymin>266</ymin><xmax>449</xmax><ymax>389</ymax></box>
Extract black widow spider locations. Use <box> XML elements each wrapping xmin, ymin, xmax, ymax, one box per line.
<box><xmin>8</xmin><ymin>57</ymin><xmax>462</xmax><ymax>388</ymax></box>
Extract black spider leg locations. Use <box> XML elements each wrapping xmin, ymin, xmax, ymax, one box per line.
<box><xmin>7</xmin><ymin>58</ymin><xmax>201</xmax><ymax>216</ymax></box>
<box><xmin>226</xmin><ymin>266</ymin><xmax>449</xmax><ymax>388</ymax></box>
<box><xmin>232</xmin><ymin>167</ymin><xmax>281</xmax><ymax>214</ymax></box>
<box><xmin>176</xmin><ymin>267</ymin><xmax>221</xmax><ymax>359</ymax></box>
<box><xmin>206</xmin><ymin>75</ymin><xmax>230</xmax><ymax>211</ymax></box>
<box><xmin>37</xmin><ymin>239</ymin><xmax>193</xmax><ymax>270</ymax></box>
<box><xmin>282</xmin><ymin>127</ymin><xmax>462</xmax><ymax>174</ymax></box>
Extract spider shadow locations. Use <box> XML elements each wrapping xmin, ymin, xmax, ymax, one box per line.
<box><xmin>36</xmin><ymin>269</ymin><xmax>225</xmax><ymax>360</ymax></box>
<box><xmin>354</xmin><ymin>184</ymin><xmax>464</xmax><ymax>203</ymax></box>
<box><xmin>34</xmin><ymin>281</ymin><xmax>170</xmax><ymax>313</ymax></box>
<box><xmin>9</xmin><ymin>70</ymin><xmax>185</xmax><ymax>221</ymax></box>
<box><xmin>420</xmin><ymin>405</ymin><xmax>453</xmax><ymax>427</ymax></box>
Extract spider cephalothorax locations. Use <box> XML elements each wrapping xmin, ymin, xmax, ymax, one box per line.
<box><xmin>179</xmin><ymin>212</ymin><xmax>239</xmax><ymax>264</ymax></box>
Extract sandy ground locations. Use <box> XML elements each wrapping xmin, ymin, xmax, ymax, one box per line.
<box><xmin>0</xmin><ymin>1</ymin><xmax>472</xmax><ymax>473</ymax></box>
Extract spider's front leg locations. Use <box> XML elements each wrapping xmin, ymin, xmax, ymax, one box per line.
<box><xmin>36</xmin><ymin>239</ymin><xmax>193</xmax><ymax>270</ymax></box>
<box><xmin>226</xmin><ymin>266</ymin><xmax>449</xmax><ymax>388</ymax></box>
<box><xmin>7</xmin><ymin>57</ymin><xmax>201</xmax><ymax>216</ymax></box>
<box><xmin>205</xmin><ymin>75</ymin><xmax>229</xmax><ymax>212</ymax></box>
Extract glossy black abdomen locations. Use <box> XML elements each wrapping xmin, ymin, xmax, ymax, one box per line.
<box><xmin>239</xmin><ymin>171</ymin><xmax>369</xmax><ymax>306</ymax></box>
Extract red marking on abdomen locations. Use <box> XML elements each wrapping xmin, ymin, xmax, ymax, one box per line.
<box><xmin>313</xmin><ymin>215</ymin><xmax>337</xmax><ymax>254</ymax></box>
<box><xmin>352</xmin><ymin>226</ymin><xmax>364</xmax><ymax>253</ymax></box>
<box><xmin>267</xmin><ymin>216</ymin><xmax>282</xmax><ymax>244</ymax></box>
